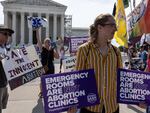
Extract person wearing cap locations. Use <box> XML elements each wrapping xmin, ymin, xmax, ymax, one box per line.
<box><xmin>0</xmin><ymin>26</ymin><xmax>14</xmax><ymax>113</ymax></box>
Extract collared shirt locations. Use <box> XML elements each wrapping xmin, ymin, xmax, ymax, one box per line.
<box><xmin>75</xmin><ymin>41</ymin><xmax>123</xmax><ymax>113</ymax></box>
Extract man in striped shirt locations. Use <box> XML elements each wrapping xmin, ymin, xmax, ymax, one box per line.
<box><xmin>68</xmin><ymin>13</ymin><xmax>123</xmax><ymax>113</ymax></box>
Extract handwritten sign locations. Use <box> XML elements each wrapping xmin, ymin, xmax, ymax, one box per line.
<box><xmin>117</xmin><ymin>68</ymin><xmax>150</xmax><ymax>105</ymax></box>
<box><xmin>62</xmin><ymin>56</ymin><xmax>76</xmax><ymax>72</ymax></box>
<box><xmin>2</xmin><ymin>45</ymin><xmax>44</xmax><ymax>90</ymax></box>
<box><xmin>41</xmin><ymin>69</ymin><xmax>100</xmax><ymax>113</ymax></box>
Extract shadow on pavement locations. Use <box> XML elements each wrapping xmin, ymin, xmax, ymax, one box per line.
<box><xmin>127</xmin><ymin>105</ymin><xmax>144</xmax><ymax>113</ymax></box>
<box><xmin>32</xmin><ymin>98</ymin><xmax>44</xmax><ymax>113</ymax></box>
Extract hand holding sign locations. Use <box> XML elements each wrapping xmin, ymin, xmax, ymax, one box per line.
<box><xmin>67</xmin><ymin>107</ymin><xmax>78</xmax><ymax>113</ymax></box>
<box><xmin>2</xmin><ymin>45</ymin><xmax>44</xmax><ymax>90</ymax></box>
<box><xmin>41</xmin><ymin>69</ymin><xmax>100</xmax><ymax>113</ymax></box>
<box><xmin>117</xmin><ymin>68</ymin><xmax>150</xmax><ymax>105</ymax></box>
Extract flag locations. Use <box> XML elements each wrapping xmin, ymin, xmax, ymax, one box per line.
<box><xmin>114</xmin><ymin>0</ymin><xmax>128</xmax><ymax>48</ymax></box>
<box><xmin>123</xmin><ymin>0</ymin><xmax>129</xmax><ymax>8</ymax></box>
<box><xmin>27</xmin><ymin>16</ymin><xmax>48</xmax><ymax>29</ymax></box>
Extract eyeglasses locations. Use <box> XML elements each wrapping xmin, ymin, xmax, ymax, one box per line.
<box><xmin>0</xmin><ymin>32</ymin><xmax>9</xmax><ymax>36</ymax></box>
<box><xmin>101</xmin><ymin>23</ymin><xmax>117</xmax><ymax>28</ymax></box>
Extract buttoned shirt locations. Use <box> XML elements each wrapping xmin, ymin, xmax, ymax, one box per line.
<box><xmin>75</xmin><ymin>41</ymin><xmax>123</xmax><ymax>113</ymax></box>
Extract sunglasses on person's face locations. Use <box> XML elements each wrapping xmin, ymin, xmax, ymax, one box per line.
<box><xmin>0</xmin><ymin>32</ymin><xmax>10</xmax><ymax>36</ymax></box>
<box><xmin>102</xmin><ymin>23</ymin><xmax>117</xmax><ymax>28</ymax></box>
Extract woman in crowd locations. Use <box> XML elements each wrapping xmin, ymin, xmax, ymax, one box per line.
<box><xmin>35</xmin><ymin>28</ymin><xmax>59</xmax><ymax>97</ymax></box>
<box><xmin>36</xmin><ymin>29</ymin><xmax>59</xmax><ymax>74</ymax></box>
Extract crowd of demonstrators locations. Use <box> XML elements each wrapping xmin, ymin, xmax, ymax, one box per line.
<box><xmin>0</xmin><ymin>26</ymin><xmax>14</xmax><ymax>113</ymax></box>
<box><xmin>126</xmin><ymin>43</ymin><xmax>150</xmax><ymax>112</ymax></box>
<box><xmin>68</xmin><ymin>13</ymin><xmax>123</xmax><ymax>113</ymax></box>
<box><xmin>35</xmin><ymin>28</ymin><xmax>59</xmax><ymax>98</ymax></box>
<box><xmin>127</xmin><ymin>45</ymin><xmax>148</xmax><ymax>71</ymax></box>
<box><xmin>1</xmin><ymin>16</ymin><xmax>150</xmax><ymax>113</ymax></box>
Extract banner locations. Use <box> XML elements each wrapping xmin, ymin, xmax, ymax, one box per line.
<box><xmin>127</xmin><ymin>0</ymin><xmax>148</xmax><ymax>43</ymax></box>
<box><xmin>117</xmin><ymin>68</ymin><xmax>150</xmax><ymax>105</ymax></box>
<box><xmin>62</xmin><ymin>56</ymin><xmax>76</xmax><ymax>72</ymax></box>
<box><xmin>2</xmin><ymin>45</ymin><xmax>44</xmax><ymax>90</ymax></box>
<box><xmin>69</xmin><ymin>36</ymin><xmax>88</xmax><ymax>53</ymax></box>
<box><xmin>41</xmin><ymin>69</ymin><xmax>100</xmax><ymax>113</ymax></box>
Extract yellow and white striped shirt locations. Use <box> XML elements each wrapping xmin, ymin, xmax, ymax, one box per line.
<box><xmin>75</xmin><ymin>41</ymin><xmax>123</xmax><ymax>113</ymax></box>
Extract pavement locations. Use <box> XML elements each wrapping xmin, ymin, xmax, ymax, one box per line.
<box><xmin>3</xmin><ymin>62</ymin><xmax>146</xmax><ymax>113</ymax></box>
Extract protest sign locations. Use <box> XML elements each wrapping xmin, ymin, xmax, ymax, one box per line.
<box><xmin>117</xmin><ymin>68</ymin><xmax>150</xmax><ymax>105</ymax></box>
<box><xmin>69</xmin><ymin>36</ymin><xmax>88</xmax><ymax>53</ymax></box>
<box><xmin>62</xmin><ymin>56</ymin><xmax>76</xmax><ymax>72</ymax></box>
<box><xmin>41</xmin><ymin>69</ymin><xmax>100</xmax><ymax>113</ymax></box>
<box><xmin>2</xmin><ymin>45</ymin><xmax>44</xmax><ymax>90</ymax></box>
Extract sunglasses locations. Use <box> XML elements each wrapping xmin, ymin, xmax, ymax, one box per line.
<box><xmin>0</xmin><ymin>32</ymin><xmax>10</xmax><ymax>36</ymax></box>
<box><xmin>101</xmin><ymin>23</ymin><xmax>117</xmax><ymax>27</ymax></box>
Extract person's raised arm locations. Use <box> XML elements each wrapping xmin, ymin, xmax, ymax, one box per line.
<box><xmin>54</xmin><ymin>47</ymin><xmax>59</xmax><ymax>59</ymax></box>
<box><xmin>35</xmin><ymin>28</ymin><xmax>42</xmax><ymax>51</ymax></box>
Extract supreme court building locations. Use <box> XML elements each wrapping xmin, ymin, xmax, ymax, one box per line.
<box><xmin>1</xmin><ymin>0</ymin><xmax>67</xmax><ymax>46</ymax></box>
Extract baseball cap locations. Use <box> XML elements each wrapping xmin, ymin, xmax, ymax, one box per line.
<box><xmin>0</xmin><ymin>26</ymin><xmax>14</xmax><ymax>36</ymax></box>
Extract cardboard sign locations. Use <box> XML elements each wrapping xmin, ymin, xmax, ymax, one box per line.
<box><xmin>41</xmin><ymin>69</ymin><xmax>100</xmax><ymax>113</ymax></box>
<box><xmin>117</xmin><ymin>68</ymin><xmax>150</xmax><ymax>105</ymax></box>
<box><xmin>62</xmin><ymin>56</ymin><xmax>76</xmax><ymax>72</ymax></box>
<box><xmin>2</xmin><ymin>45</ymin><xmax>44</xmax><ymax>90</ymax></box>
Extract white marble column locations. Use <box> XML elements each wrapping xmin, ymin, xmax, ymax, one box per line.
<box><xmin>29</xmin><ymin>13</ymin><xmax>33</xmax><ymax>44</ymax></box>
<box><xmin>61</xmin><ymin>14</ymin><xmax>64</xmax><ymax>39</ymax></box>
<box><xmin>38</xmin><ymin>13</ymin><xmax>42</xmax><ymax>41</ymax></box>
<box><xmin>53</xmin><ymin>14</ymin><xmax>57</xmax><ymax>41</ymax></box>
<box><xmin>46</xmin><ymin>13</ymin><xmax>49</xmax><ymax>38</ymax></box>
<box><xmin>12</xmin><ymin>12</ymin><xmax>16</xmax><ymax>46</ymax></box>
<box><xmin>4</xmin><ymin>11</ymin><xmax>8</xmax><ymax>27</ymax></box>
<box><xmin>20</xmin><ymin>12</ymin><xmax>25</xmax><ymax>45</ymax></box>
